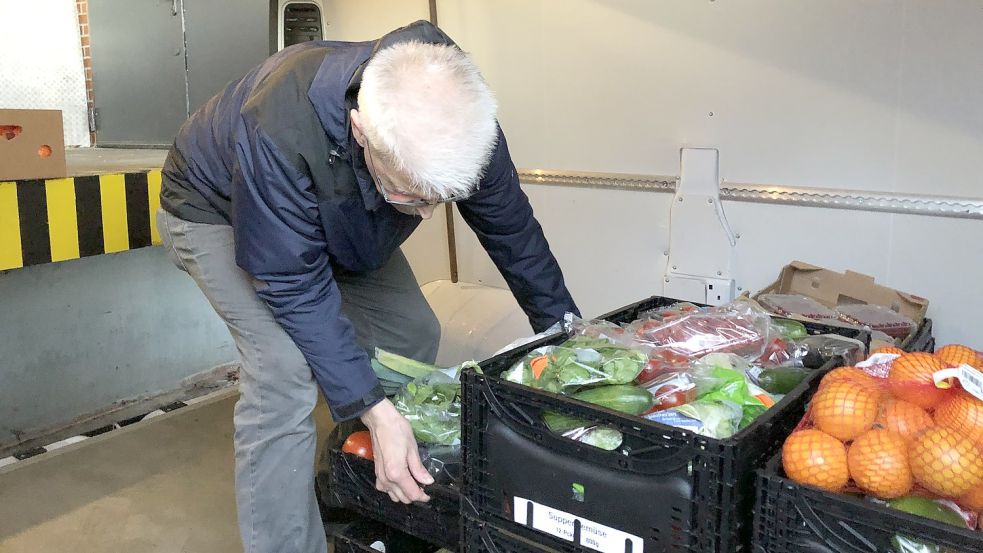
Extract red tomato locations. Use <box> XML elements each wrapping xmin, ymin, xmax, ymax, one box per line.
<box><xmin>645</xmin><ymin>385</ymin><xmax>695</xmax><ymax>414</ymax></box>
<box><xmin>637</xmin><ymin>350</ymin><xmax>690</xmax><ymax>384</ymax></box>
<box><xmin>341</xmin><ymin>430</ymin><xmax>374</xmax><ymax>460</ymax></box>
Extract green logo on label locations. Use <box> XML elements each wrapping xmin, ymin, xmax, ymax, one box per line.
<box><xmin>571</xmin><ymin>482</ymin><xmax>585</xmax><ymax>502</ymax></box>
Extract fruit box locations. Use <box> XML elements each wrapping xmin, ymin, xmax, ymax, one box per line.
<box><xmin>754</xmin><ymin>261</ymin><xmax>930</xmax><ymax>346</ymax></box>
<box><xmin>328</xmin><ymin>449</ymin><xmax>460</xmax><ymax>550</ymax></box>
<box><xmin>0</xmin><ymin>109</ymin><xmax>67</xmax><ymax>181</ymax></box>
<box><xmin>754</xmin><ymin>452</ymin><xmax>982</xmax><ymax>553</ymax></box>
<box><xmin>462</xmin><ymin>295</ymin><xmax>870</xmax><ymax>553</ymax></box>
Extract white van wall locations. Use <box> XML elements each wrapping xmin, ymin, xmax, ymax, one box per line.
<box><xmin>438</xmin><ymin>0</ymin><xmax>983</xmax><ymax>345</ymax></box>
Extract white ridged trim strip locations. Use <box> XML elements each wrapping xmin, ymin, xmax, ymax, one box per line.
<box><xmin>517</xmin><ymin>169</ymin><xmax>983</xmax><ymax>220</ymax></box>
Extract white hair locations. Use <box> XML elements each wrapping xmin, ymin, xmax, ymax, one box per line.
<box><xmin>357</xmin><ymin>41</ymin><xmax>498</xmax><ymax>199</ymax></box>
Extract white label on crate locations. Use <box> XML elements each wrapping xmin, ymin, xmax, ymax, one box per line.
<box><xmin>934</xmin><ymin>364</ymin><xmax>983</xmax><ymax>401</ymax></box>
<box><xmin>513</xmin><ymin>497</ymin><xmax>644</xmax><ymax>553</ymax></box>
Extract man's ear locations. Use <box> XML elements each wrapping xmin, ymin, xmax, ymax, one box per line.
<box><xmin>350</xmin><ymin>109</ymin><xmax>366</xmax><ymax>147</ymax></box>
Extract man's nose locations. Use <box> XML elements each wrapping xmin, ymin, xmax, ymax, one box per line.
<box><xmin>418</xmin><ymin>205</ymin><xmax>436</xmax><ymax>220</ymax></box>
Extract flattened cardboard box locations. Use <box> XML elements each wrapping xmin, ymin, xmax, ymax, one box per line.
<box><xmin>0</xmin><ymin>109</ymin><xmax>67</xmax><ymax>180</ymax></box>
<box><xmin>754</xmin><ymin>260</ymin><xmax>929</xmax><ymax>324</ymax></box>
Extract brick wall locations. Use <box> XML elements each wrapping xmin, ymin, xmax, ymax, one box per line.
<box><xmin>76</xmin><ymin>0</ymin><xmax>95</xmax><ymax>144</ymax></box>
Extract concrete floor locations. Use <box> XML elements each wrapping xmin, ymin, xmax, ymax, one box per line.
<box><xmin>65</xmin><ymin>147</ymin><xmax>168</xmax><ymax>176</ymax></box>
<box><xmin>0</xmin><ymin>391</ymin><xmax>335</xmax><ymax>553</ymax></box>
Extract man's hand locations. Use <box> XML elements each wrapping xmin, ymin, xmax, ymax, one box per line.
<box><xmin>360</xmin><ymin>399</ymin><xmax>434</xmax><ymax>504</ymax></box>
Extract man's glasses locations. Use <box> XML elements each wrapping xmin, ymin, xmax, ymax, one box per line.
<box><xmin>364</xmin><ymin>144</ymin><xmax>476</xmax><ymax>207</ymax></box>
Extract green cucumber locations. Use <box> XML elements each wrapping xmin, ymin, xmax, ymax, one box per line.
<box><xmin>756</xmin><ymin>367</ymin><xmax>809</xmax><ymax>394</ymax></box>
<box><xmin>887</xmin><ymin>496</ymin><xmax>965</xmax><ymax>553</ymax></box>
<box><xmin>374</xmin><ymin>348</ymin><xmax>438</xmax><ymax>379</ymax></box>
<box><xmin>886</xmin><ymin>497</ymin><xmax>965</xmax><ymax>527</ymax></box>
<box><xmin>571</xmin><ymin>385</ymin><xmax>654</xmax><ymax>416</ymax></box>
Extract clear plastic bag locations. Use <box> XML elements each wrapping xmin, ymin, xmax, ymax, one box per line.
<box><xmin>689</xmin><ymin>353</ymin><xmax>775</xmax><ymax>429</ymax></box>
<box><xmin>630</xmin><ymin>300</ymin><xmax>773</xmax><ymax>361</ymax></box>
<box><xmin>645</xmin><ymin>399</ymin><xmax>743</xmax><ymax>439</ymax></box>
<box><xmin>418</xmin><ymin>443</ymin><xmax>462</xmax><ymax>486</ymax></box>
<box><xmin>563</xmin><ymin>313</ymin><xmax>630</xmax><ymax>345</ymax></box>
<box><xmin>637</xmin><ymin>302</ymin><xmax>704</xmax><ymax>323</ymax></box>
<box><xmin>837</xmin><ymin>304</ymin><xmax>917</xmax><ymax>339</ymax></box>
<box><xmin>504</xmin><ymin>342</ymin><xmax>648</xmax><ymax>393</ymax></box>
<box><xmin>394</xmin><ymin>371</ymin><xmax>461</xmax><ymax>447</ymax></box>
<box><xmin>798</xmin><ymin>334</ymin><xmax>868</xmax><ymax>367</ymax></box>
<box><xmin>641</xmin><ymin>371</ymin><xmax>697</xmax><ymax>413</ymax></box>
<box><xmin>543</xmin><ymin>412</ymin><xmax>624</xmax><ymax>451</ymax></box>
<box><xmin>758</xmin><ymin>294</ymin><xmax>840</xmax><ymax>321</ymax></box>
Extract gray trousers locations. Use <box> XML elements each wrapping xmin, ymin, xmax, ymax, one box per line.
<box><xmin>156</xmin><ymin>209</ymin><xmax>439</xmax><ymax>553</ymax></box>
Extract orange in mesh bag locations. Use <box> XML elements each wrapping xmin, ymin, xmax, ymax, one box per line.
<box><xmin>887</xmin><ymin>353</ymin><xmax>952</xmax><ymax>409</ymax></box>
<box><xmin>875</xmin><ymin>399</ymin><xmax>934</xmax><ymax>442</ymax></box>
<box><xmin>782</xmin><ymin>429</ymin><xmax>849</xmax><ymax>493</ymax></box>
<box><xmin>961</xmin><ymin>484</ymin><xmax>983</xmax><ymax>512</ymax></box>
<box><xmin>935</xmin><ymin>344</ymin><xmax>983</xmax><ymax>369</ymax></box>
<box><xmin>935</xmin><ymin>390</ymin><xmax>983</xmax><ymax>444</ymax></box>
<box><xmin>785</xmin><ymin>348</ymin><xmax>983</xmax><ymax>515</ymax></box>
<box><xmin>909</xmin><ymin>427</ymin><xmax>983</xmax><ymax>498</ymax></box>
<box><xmin>819</xmin><ymin>366</ymin><xmax>886</xmax><ymax>398</ymax></box>
<box><xmin>847</xmin><ymin>429</ymin><xmax>913</xmax><ymax>499</ymax></box>
<box><xmin>811</xmin><ymin>380</ymin><xmax>880</xmax><ymax>441</ymax></box>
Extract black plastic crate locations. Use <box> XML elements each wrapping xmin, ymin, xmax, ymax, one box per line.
<box><xmin>463</xmin><ymin>515</ymin><xmax>564</xmax><ymax>553</ymax></box>
<box><xmin>753</xmin><ymin>452</ymin><xmax>982</xmax><ymax>553</ymax></box>
<box><xmin>462</xmin><ymin>295</ymin><xmax>869</xmax><ymax>553</ymax></box>
<box><xmin>900</xmin><ymin>318</ymin><xmax>934</xmax><ymax>352</ymax></box>
<box><xmin>329</xmin><ymin>448</ymin><xmax>460</xmax><ymax>550</ymax></box>
<box><xmin>333</xmin><ymin>517</ymin><xmax>442</xmax><ymax>553</ymax></box>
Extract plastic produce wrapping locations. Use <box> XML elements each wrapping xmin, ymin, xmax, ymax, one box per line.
<box><xmin>503</xmin><ymin>341</ymin><xmax>647</xmax><ymax>393</ymax></box>
<box><xmin>564</xmin><ymin>313</ymin><xmax>630</xmax><ymax>345</ymax></box>
<box><xmin>644</xmin><ymin>353</ymin><xmax>777</xmax><ymax>439</ymax></box>
<box><xmin>756</xmin><ymin>333</ymin><xmax>867</xmax><ymax>370</ymax></box>
<box><xmin>646</xmin><ymin>399</ymin><xmax>744</xmax><ymax>439</ymax></box>
<box><xmin>690</xmin><ymin>354</ymin><xmax>775</xmax><ymax>428</ymax></box>
<box><xmin>636</xmin><ymin>301</ymin><xmax>703</xmax><ymax>323</ymax></box>
<box><xmin>758</xmin><ymin>293</ymin><xmax>840</xmax><ymax>321</ymax></box>
<box><xmin>417</xmin><ymin>443</ymin><xmax>462</xmax><ymax>486</ymax></box>
<box><xmin>542</xmin><ymin>412</ymin><xmax>624</xmax><ymax>451</ymax></box>
<box><xmin>394</xmin><ymin>371</ymin><xmax>462</xmax><ymax>447</ymax></box>
<box><xmin>629</xmin><ymin>300</ymin><xmax>773</xmax><ymax>361</ymax></box>
<box><xmin>874</xmin><ymin>496</ymin><xmax>978</xmax><ymax>553</ymax></box>
<box><xmin>837</xmin><ymin>304</ymin><xmax>917</xmax><ymax>339</ymax></box>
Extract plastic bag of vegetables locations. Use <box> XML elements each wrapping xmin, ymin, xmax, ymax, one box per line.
<box><xmin>542</xmin><ymin>385</ymin><xmax>655</xmax><ymax>450</ymax></box>
<box><xmin>503</xmin><ymin>340</ymin><xmax>648</xmax><ymax>393</ymax></box>
<box><xmin>629</xmin><ymin>300</ymin><xmax>773</xmax><ymax>360</ymax></box>
<box><xmin>394</xmin><ymin>370</ymin><xmax>462</xmax><ymax>447</ymax></box>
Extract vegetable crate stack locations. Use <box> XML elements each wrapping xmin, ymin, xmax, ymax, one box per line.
<box><xmin>328</xmin><ymin>350</ymin><xmax>469</xmax><ymax>551</ymax></box>
<box><xmin>754</xmin><ymin>347</ymin><xmax>983</xmax><ymax>553</ymax></box>
<box><xmin>461</xmin><ymin>296</ymin><xmax>871</xmax><ymax>553</ymax></box>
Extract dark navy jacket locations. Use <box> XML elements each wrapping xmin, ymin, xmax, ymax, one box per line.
<box><xmin>160</xmin><ymin>21</ymin><xmax>577</xmax><ymax>420</ymax></box>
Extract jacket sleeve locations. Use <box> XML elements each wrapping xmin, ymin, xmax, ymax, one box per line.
<box><xmin>230</xmin><ymin>127</ymin><xmax>384</xmax><ymax>421</ymax></box>
<box><xmin>456</xmin><ymin>127</ymin><xmax>579</xmax><ymax>332</ymax></box>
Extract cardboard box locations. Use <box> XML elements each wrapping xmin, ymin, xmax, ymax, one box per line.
<box><xmin>0</xmin><ymin>109</ymin><xmax>67</xmax><ymax>180</ymax></box>
<box><xmin>754</xmin><ymin>261</ymin><xmax>929</xmax><ymax>323</ymax></box>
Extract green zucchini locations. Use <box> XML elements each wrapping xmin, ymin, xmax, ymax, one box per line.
<box><xmin>756</xmin><ymin>367</ymin><xmax>809</xmax><ymax>394</ymax></box>
<box><xmin>374</xmin><ymin>348</ymin><xmax>438</xmax><ymax>379</ymax></box>
<box><xmin>571</xmin><ymin>385</ymin><xmax>654</xmax><ymax>416</ymax></box>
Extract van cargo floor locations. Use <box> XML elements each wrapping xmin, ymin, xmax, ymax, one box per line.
<box><xmin>0</xmin><ymin>392</ymin><xmax>336</xmax><ymax>553</ymax></box>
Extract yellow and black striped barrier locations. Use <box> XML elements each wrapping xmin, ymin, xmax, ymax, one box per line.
<box><xmin>0</xmin><ymin>170</ymin><xmax>163</xmax><ymax>271</ymax></box>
